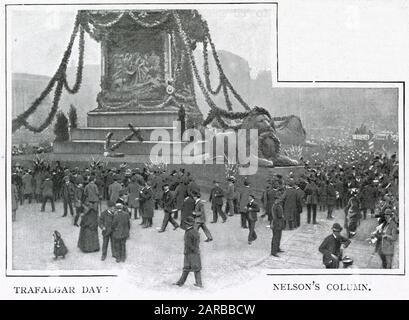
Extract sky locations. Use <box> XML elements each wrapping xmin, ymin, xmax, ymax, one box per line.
<box><xmin>8</xmin><ymin>6</ymin><xmax>274</xmax><ymax>78</ymax></box>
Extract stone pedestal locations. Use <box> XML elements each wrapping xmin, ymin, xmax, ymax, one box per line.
<box><xmin>55</xmin><ymin>10</ymin><xmax>204</xmax><ymax>157</ymax></box>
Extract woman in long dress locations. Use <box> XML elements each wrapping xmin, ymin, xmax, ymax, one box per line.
<box><xmin>77</xmin><ymin>202</ymin><xmax>100</xmax><ymax>253</ymax></box>
<box><xmin>139</xmin><ymin>183</ymin><xmax>154</xmax><ymax>228</ymax></box>
<box><xmin>127</xmin><ymin>176</ymin><xmax>142</xmax><ymax>220</ymax></box>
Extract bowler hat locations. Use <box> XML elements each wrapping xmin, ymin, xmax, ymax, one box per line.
<box><xmin>342</xmin><ymin>256</ymin><xmax>353</xmax><ymax>264</ymax></box>
<box><xmin>332</xmin><ymin>223</ymin><xmax>343</xmax><ymax>232</ymax></box>
<box><xmin>384</xmin><ymin>209</ymin><xmax>393</xmax><ymax>216</ymax></box>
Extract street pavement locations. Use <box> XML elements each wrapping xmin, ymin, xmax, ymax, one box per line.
<box><xmin>11</xmin><ymin>193</ymin><xmax>397</xmax><ymax>290</ymax></box>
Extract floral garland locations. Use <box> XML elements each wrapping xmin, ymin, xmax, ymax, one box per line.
<box><xmin>21</xmin><ymin>80</ymin><xmax>65</xmax><ymax>133</ymax></box>
<box><xmin>176</xmin><ymin>9</ymin><xmax>253</xmax><ymax>127</ymax></box>
<box><xmin>63</xmin><ymin>26</ymin><xmax>85</xmax><ymax>94</ymax></box>
<box><xmin>221</xmin><ymin>78</ymin><xmax>233</xmax><ymax>111</ymax></box>
<box><xmin>128</xmin><ymin>11</ymin><xmax>170</xmax><ymax>28</ymax></box>
<box><xmin>173</xmin><ymin>10</ymin><xmax>251</xmax><ymax>130</ymax></box>
<box><xmin>173</xmin><ymin>12</ymin><xmax>219</xmax><ymax>114</ymax></box>
<box><xmin>78</xmin><ymin>12</ymin><xmax>101</xmax><ymax>42</ymax></box>
<box><xmin>202</xmin><ymin>38</ymin><xmax>222</xmax><ymax>95</ymax></box>
<box><xmin>86</xmin><ymin>12</ymin><xmax>125</xmax><ymax>28</ymax></box>
<box><xmin>205</xmin><ymin>32</ymin><xmax>250</xmax><ymax>111</ymax></box>
<box><xmin>12</xmin><ymin>14</ymin><xmax>83</xmax><ymax>133</ymax></box>
<box><xmin>84</xmin><ymin>11</ymin><xmax>171</xmax><ymax>30</ymax></box>
<box><xmin>203</xmin><ymin>37</ymin><xmax>234</xmax><ymax>111</ymax></box>
<box><xmin>196</xmin><ymin>10</ymin><xmax>250</xmax><ymax>111</ymax></box>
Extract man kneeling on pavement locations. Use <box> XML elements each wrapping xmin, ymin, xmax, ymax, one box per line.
<box><xmin>319</xmin><ymin>223</ymin><xmax>351</xmax><ymax>269</ymax></box>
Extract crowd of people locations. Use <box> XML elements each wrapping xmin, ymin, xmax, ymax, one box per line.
<box><xmin>10</xmin><ymin>143</ymin><xmax>400</xmax><ymax>284</ymax></box>
<box><xmin>254</xmin><ymin>144</ymin><xmax>399</xmax><ymax>268</ymax></box>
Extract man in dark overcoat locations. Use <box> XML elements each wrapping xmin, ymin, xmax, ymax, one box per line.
<box><xmin>318</xmin><ymin>223</ymin><xmax>351</xmax><ymax>269</ymax></box>
<box><xmin>180</xmin><ymin>193</ymin><xmax>196</xmax><ymax>230</ymax></box>
<box><xmin>40</xmin><ymin>175</ymin><xmax>55</xmax><ymax>212</ymax></box>
<box><xmin>139</xmin><ymin>182</ymin><xmax>154</xmax><ymax>228</ymax></box>
<box><xmin>360</xmin><ymin>182</ymin><xmax>378</xmax><ymax>219</ymax></box>
<box><xmin>192</xmin><ymin>193</ymin><xmax>213</xmax><ymax>242</ymax></box>
<box><xmin>270</xmin><ymin>197</ymin><xmax>285</xmax><ymax>257</ymax></box>
<box><xmin>112</xmin><ymin>203</ymin><xmax>131</xmax><ymax>263</ymax></box>
<box><xmin>108</xmin><ymin>176</ymin><xmax>122</xmax><ymax>204</ymax></box>
<box><xmin>261</xmin><ymin>184</ymin><xmax>275</xmax><ymax>222</ymax></box>
<box><xmin>209</xmin><ymin>180</ymin><xmax>226</xmax><ymax>223</ymax></box>
<box><xmin>304</xmin><ymin>178</ymin><xmax>319</xmax><ymax>224</ymax></box>
<box><xmin>174</xmin><ymin>180</ymin><xmax>188</xmax><ymax>219</ymax></box>
<box><xmin>326</xmin><ymin>180</ymin><xmax>337</xmax><ymax>220</ymax></box>
<box><xmin>98</xmin><ymin>200</ymin><xmax>116</xmax><ymax>261</ymax></box>
<box><xmin>22</xmin><ymin>170</ymin><xmax>34</xmax><ymax>204</ymax></box>
<box><xmin>86</xmin><ymin>176</ymin><xmax>101</xmax><ymax>210</ymax></box>
<box><xmin>61</xmin><ymin>176</ymin><xmax>75</xmax><ymax>217</ymax></box>
<box><xmin>282</xmin><ymin>180</ymin><xmax>301</xmax><ymax>230</ymax></box>
<box><xmin>295</xmin><ymin>182</ymin><xmax>305</xmax><ymax>227</ymax></box>
<box><xmin>246</xmin><ymin>194</ymin><xmax>260</xmax><ymax>245</ymax></box>
<box><xmin>238</xmin><ymin>180</ymin><xmax>251</xmax><ymax>228</ymax></box>
<box><xmin>159</xmin><ymin>184</ymin><xmax>179</xmax><ymax>232</ymax></box>
<box><xmin>174</xmin><ymin>216</ymin><xmax>203</xmax><ymax>288</ymax></box>
<box><xmin>73</xmin><ymin>183</ymin><xmax>84</xmax><ymax>226</ymax></box>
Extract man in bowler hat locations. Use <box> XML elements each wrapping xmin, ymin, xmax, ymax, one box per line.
<box><xmin>159</xmin><ymin>184</ymin><xmax>179</xmax><ymax>232</ymax></box>
<box><xmin>192</xmin><ymin>193</ymin><xmax>213</xmax><ymax>242</ymax></box>
<box><xmin>246</xmin><ymin>194</ymin><xmax>260</xmax><ymax>245</ymax></box>
<box><xmin>271</xmin><ymin>197</ymin><xmax>285</xmax><ymax>257</ymax></box>
<box><xmin>319</xmin><ymin>223</ymin><xmax>351</xmax><ymax>268</ymax></box>
<box><xmin>209</xmin><ymin>180</ymin><xmax>226</xmax><ymax>223</ymax></box>
<box><xmin>112</xmin><ymin>203</ymin><xmax>131</xmax><ymax>263</ymax></box>
<box><xmin>98</xmin><ymin>200</ymin><xmax>116</xmax><ymax>261</ymax></box>
<box><xmin>174</xmin><ymin>216</ymin><xmax>203</xmax><ymax>288</ymax></box>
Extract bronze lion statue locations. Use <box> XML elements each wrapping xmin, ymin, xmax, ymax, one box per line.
<box><xmin>202</xmin><ymin>106</ymin><xmax>304</xmax><ymax>167</ymax></box>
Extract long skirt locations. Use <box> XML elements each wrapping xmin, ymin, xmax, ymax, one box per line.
<box><xmin>78</xmin><ymin>227</ymin><xmax>100</xmax><ymax>253</ymax></box>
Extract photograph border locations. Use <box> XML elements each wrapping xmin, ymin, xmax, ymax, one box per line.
<box><xmin>4</xmin><ymin>1</ymin><xmax>406</xmax><ymax>278</ymax></box>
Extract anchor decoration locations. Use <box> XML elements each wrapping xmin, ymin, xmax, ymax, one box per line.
<box><xmin>103</xmin><ymin>124</ymin><xmax>144</xmax><ymax>157</ymax></box>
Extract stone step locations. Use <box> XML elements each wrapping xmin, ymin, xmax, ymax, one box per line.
<box><xmin>70</xmin><ymin>126</ymin><xmax>176</xmax><ymax>141</ymax></box>
<box><xmin>87</xmin><ymin>110</ymin><xmax>181</xmax><ymax>127</ymax></box>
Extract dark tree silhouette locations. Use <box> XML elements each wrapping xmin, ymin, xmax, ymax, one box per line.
<box><xmin>68</xmin><ymin>104</ymin><xmax>78</xmax><ymax>129</ymax></box>
<box><xmin>54</xmin><ymin>111</ymin><xmax>69</xmax><ymax>142</ymax></box>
